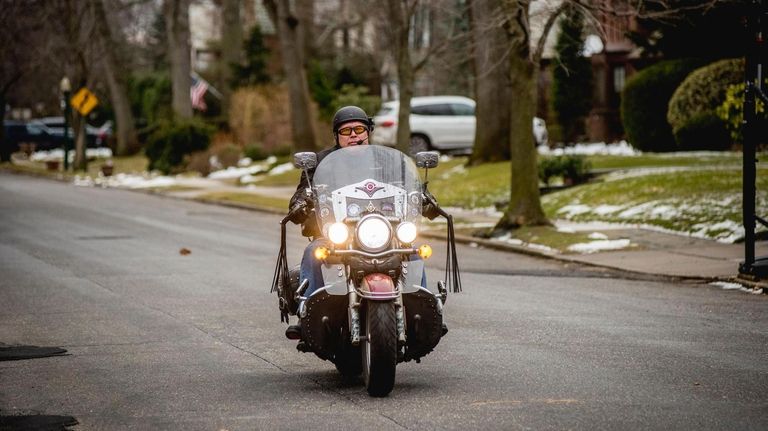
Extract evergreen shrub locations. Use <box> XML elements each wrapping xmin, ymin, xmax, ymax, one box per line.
<box><xmin>145</xmin><ymin>118</ymin><xmax>215</xmax><ymax>174</ymax></box>
<box><xmin>538</xmin><ymin>155</ymin><xmax>591</xmax><ymax>185</ymax></box>
<box><xmin>667</xmin><ymin>58</ymin><xmax>744</xmax><ymax>150</ymax></box>
<box><xmin>620</xmin><ymin>59</ymin><xmax>703</xmax><ymax>152</ymax></box>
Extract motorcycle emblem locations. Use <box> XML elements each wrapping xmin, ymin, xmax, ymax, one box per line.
<box><xmin>366</xmin><ymin>201</ymin><xmax>376</xmax><ymax>213</ymax></box>
<box><xmin>356</xmin><ymin>182</ymin><xmax>384</xmax><ymax>197</ymax></box>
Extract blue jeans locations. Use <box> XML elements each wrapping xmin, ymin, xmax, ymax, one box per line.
<box><xmin>300</xmin><ymin>239</ymin><xmax>427</xmax><ymax>298</ymax></box>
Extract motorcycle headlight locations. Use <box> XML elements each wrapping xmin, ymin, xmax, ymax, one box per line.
<box><xmin>328</xmin><ymin>222</ymin><xmax>349</xmax><ymax>244</ymax></box>
<box><xmin>356</xmin><ymin>215</ymin><xmax>392</xmax><ymax>252</ymax></box>
<box><xmin>396</xmin><ymin>221</ymin><xmax>417</xmax><ymax>244</ymax></box>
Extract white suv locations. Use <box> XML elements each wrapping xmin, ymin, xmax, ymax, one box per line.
<box><xmin>373</xmin><ymin>95</ymin><xmax>548</xmax><ymax>154</ymax></box>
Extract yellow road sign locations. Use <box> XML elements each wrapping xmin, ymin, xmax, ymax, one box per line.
<box><xmin>70</xmin><ymin>87</ymin><xmax>99</xmax><ymax>116</ymax></box>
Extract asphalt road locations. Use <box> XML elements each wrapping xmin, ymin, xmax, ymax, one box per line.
<box><xmin>1</xmin><ymin>173</ymin><xmax>766</xmax><ymax>430</ymax></box>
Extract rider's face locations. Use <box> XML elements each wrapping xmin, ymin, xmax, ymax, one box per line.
<box><xmin>336</xmin><ymin>121</ymin><xmax>369</xmax><ymax>148</ymax></box>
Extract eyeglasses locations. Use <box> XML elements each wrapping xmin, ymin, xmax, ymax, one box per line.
<box><xmin>337</xmin><ymin>125</ymin><xmax>368</xmax><ymax>136</ymax></box>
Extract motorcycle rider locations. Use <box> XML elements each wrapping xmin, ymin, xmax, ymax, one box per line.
<box><xmin>285</xmin><ymin>106</ymin><xmax>436</xmax><ymax>340</ymax></box>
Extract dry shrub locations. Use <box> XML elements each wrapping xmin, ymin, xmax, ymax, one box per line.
<box><xmin>186</xmin><ymin>150</ymin><xmax>213</xmax><ymax>176</ymax></box>
<box><xmin>230</xmin><ymin>84</ymin><xmax>293</xmax><ymax>153</ymax></box>
<box><xmin>230</xmin><ymin>84</ymin><xmax>334</xmax><ymax>154</ymax></box>
<box><xmin>215</xmin><ymin>144</ymin><xmax>241</xmax><ymax>168</ymax></box>
<box><xmin>186</xmin><ymin>132</ymin><xmax>242</xmax><ymax>175</ymax></box>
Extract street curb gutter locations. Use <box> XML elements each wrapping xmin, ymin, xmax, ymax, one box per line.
<box><xmin>421</xmin><ymin>230</ymin><xmax>767</xmax><ymax>294</ymax></box>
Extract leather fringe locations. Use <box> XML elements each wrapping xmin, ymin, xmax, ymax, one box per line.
<box><xmin>270</xmin><ymin>220</ymin><xmax>290</xmax><ymax>323</ymax></box>
<box><xmin>444</xmin><ymin>214</ymin><xmax>462</xmax><ymax>293</ymax></box>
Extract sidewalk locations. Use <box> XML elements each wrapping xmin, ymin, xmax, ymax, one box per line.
<box><xmin>437</xmin><ymin>207</ymin><xmax>764</xmax><ymax>280</ymax></box>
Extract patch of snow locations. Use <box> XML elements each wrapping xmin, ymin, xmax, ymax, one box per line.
<box><xmin>266</xmin><ymin>156</ymin><xmax>278</xmax><ymax>164</ymax></box>
<box><xmin>30</xmin><ymin>148</ymin><xmax>112</xmax><ymax>162</ymax></box>
<box><xmin>690</xmin><ymin>220</ymin><xmax>744</xmax><ymax>243</ymax></box>
<box><xmin>556</xmin><ymin>226</ymin><xmax>576</xmax><ymax>233</ymax></box>
<box><xmin>593</xmin><ymin>204</ymin><xmax>624</xmax><ymax>215</ymax></box>
<box><xmin>649</xmin><ymin>205</ymin><xmax>679</xmax><ymax>219</ymax></box>
<box><xmin>588</xmin><ymin>232</ymin><xmax>608</xmax><ymax>240</ymax></box>
<box><xmin>617</xmin><ymin>201</ymin><xmax>659</xmax><ymax>218</ymax></box>
<box><xmin>538</xmin><ymin>141</ymin><xmax>639</xmax><ymax>156</ymax></box>
<box><xmin>491</xmin><ymin>232</ymin><xmax>557</xmax><ymax>254</ymax></box>
<box><xmin>239</xmin><ymin>174</ymin><xmax>260</xmax><ymax>184</ymax></box>
<box><xmin>268</xmin><ymin>162</ymin><xmax>294</xmax><ymax>176</ymax></box>
<box><xmin>73</xmin><ymin>175</ymin><xmax>95</xmax><ymax>187</ymax></box>
<box><xmin>558</xmin><ymin>204</ymin><xmax>592</xmax><ymax>217</ymax></box>
<box><xmin>238</xmin><ymin>157</ymin><xmax>253</xmax><ymax>167</ymax></box>
<box><xmin>555</xmin><ymin>220</ymin><xmax>636</xmax><ymax>231</ymax></box>
<box><xmin>208</xmin><ymin>165</ymin><xmax>267</xmax><ymax>180</ymax></box>
<box><xmin>439</xmin><ymin>154</ymin><xmax>453</xmax><ymax>162</ymax></box>
<box><xmin>710</xmin><ymin>281</ymin><xmax>748</xmax><ymax>290</ymax></box>
<box><xmin>114</xmin><ymin>174</ymin><xmax>178</xmax><ymax>189</ymax></box>
<box><xmin>709</xmin><ymin>281</ymin><xmax>761</xmax><ymax>294</ymax></box>
<box><xmin>568</xmin><ymin>239</ymin><xmax>631</xmax><ymax>254</ymax></box>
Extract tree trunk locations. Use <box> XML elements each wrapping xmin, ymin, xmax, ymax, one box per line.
<box><xmin>0</xmin><ymin>93</ymin><xmax>8</xmax><ymax>163</ymax></box>
<box><xmin>496</xmin><ymin>0</ymin><xmax>549</xmax><ymax>229</ymax></box>
<box><xmin>94</xmin><ymin>0</ymin><xmax>139</xmax><ymax>156</ymax></box>
<box><xmin>385</xmin><ymin>0</ymin><xmax>413</xmax><ymax>155</ymax></box>
<box><xmin>265</xmin><ymin>0</ymin><xmax>317</xmax><ymax>152</ymax></box>
<box><xmin>73</xmin><ymin>115</ymin><xmax>87</xmax><ymax>171</ymax></box>
<box><xmin>220</xmin><ymin>0</ymin><xmax>241</xmax><ymax>115</ymax></box>
<box><xmin>296</xmin><ymin>0</ymin><xmax>314</xmax><ymax>66</ymax></box>
<box><xmin>469</xmin><ymin>0</ymin><xmax>511</xmax><ymax>165</ymax></box>
<box><xmin>163</xmin><ymin>0</ymin><xmax>193</xmax><ymax>119</ymax></box>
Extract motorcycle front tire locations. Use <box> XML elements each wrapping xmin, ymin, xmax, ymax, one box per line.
<box><xmin>362</xmin><ymin>301</ymin><xmax>397</xmax><ymax>397</ymax></box>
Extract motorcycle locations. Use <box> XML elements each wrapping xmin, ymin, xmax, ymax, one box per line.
<box><xmin>271</xmin><ymin>145</ymin><xmax>461</xmax><ymax>397</ymax></box>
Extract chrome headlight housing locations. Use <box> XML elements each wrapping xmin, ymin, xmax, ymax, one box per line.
<box><xmin>355</xmin><ymin>214</ymin><xmax>392</xmax><ymax>252</ymax></box>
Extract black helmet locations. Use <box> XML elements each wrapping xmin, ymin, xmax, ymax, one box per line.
<box><xmin>332</xmin><ymin>106</ymin><xmax>374</xmax><ymax>134</ymax></box>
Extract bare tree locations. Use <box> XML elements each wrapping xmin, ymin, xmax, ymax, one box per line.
<box><xmin>468</xmin><ymin>0</ymin><xmax>513</xmax><ymax>164</ymax></box>
<box><xmin>0</xmin><ymin>1</ymin><xmax>45</xmax><ymax>162</ymax></box>
<box><xmin>163</xmin><ymin>0</ymin><xmax>193</xmax><ymax>119</ymax></box>
<box><xmin>220</xmin><ymin>0</ymin><xmax>242</xmax><ymax>114</ymax></box>
<box><xmin>493</xmin><ymin>0</ymin><xmax>549</xmax><ymax>229</ymax></box>
<box><xmin>383</xmin><ymin>0</ymin><xmax>415</xmax><ymax>154</ymax></box>
<box><xmin>94</xmin><ymin>0</ymin><xmax>140</xmax><ymax>156</ymax></box>
<box><xmin>378</xmin><ymin>0</ymin><xmax>471</xmax><ymax>154</ymax></box>
<box><xmin>264</xmin><ymin>0</ymin><xmax>318</xmax><ymax>152</ymax></box>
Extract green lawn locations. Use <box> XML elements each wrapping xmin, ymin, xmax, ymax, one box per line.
<box><xmin>541</xmin><ymin>167</ymin><xmax>767</xmax><ymax>241</ymax></box>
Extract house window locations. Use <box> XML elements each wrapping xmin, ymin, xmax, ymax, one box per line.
<box><xmin>613</xmin><ymin>66</ymin><xmax>626</xmax><ymax>93</ymax></box>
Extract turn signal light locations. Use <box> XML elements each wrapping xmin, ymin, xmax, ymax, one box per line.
<box><xmin>314</xmin><ymin>246</ymin><xmax>330</xmax><ymax>260</ymax></box>
<box><xmin>417</xmin><ymin>244</ymin><xmax>432</xmax><ymax>259</ymax></box>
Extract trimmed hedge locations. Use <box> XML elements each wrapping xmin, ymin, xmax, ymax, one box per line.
<box><xmin>667</xmin><ymin>58</ymin><xmax>744</xmax><ymax>150</ymax></box>
<box><xmin>145</xmin><ymin>119</ymin><xmax>215</xmax><ymax>174</ymax></box>
<box><xmin>620</xmin><ymin>59</ymin><xmax>704</xmax><ymax>152</ymax></box>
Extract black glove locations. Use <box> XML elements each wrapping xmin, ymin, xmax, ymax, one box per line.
<box><xmin>421</xmin><ymin>189</ymin><xmax>440</xmax><ymax>220</ymax></box>
<box><xmin>288</xmin><ymin>199</ymin><xmax>312</xmax><ymax>224</ymax></box>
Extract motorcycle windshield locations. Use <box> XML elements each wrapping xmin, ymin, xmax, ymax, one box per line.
<box><xmin>312</xmin><ymin>145</ymin><xmax>423</xmax><ymax>234</ymax></box>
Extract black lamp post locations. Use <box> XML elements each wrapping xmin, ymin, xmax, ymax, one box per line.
<box><xmin>60</xmin><ymin>77</ymin><xmax>71</xmax><ymax>171</ymax></box>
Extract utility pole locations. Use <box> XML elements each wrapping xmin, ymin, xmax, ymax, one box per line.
<box><xmin>60</xmin><ymin>77</ymin><xmax>72</xmax><ymax>171</ymax></box>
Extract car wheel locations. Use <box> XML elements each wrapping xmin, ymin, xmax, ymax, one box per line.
<box><xmin>409</xmin><ymin>134</ymin><xmax>430</xmax><ymax>155</ymax></box>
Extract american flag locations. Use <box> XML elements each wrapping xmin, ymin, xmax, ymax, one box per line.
<box><xmin>190</xmin><ymin>75</ymin><xmax>208</xmax><ymax>111</ymax></box>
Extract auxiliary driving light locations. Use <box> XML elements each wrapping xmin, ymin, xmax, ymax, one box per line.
<box><xmin>314</xmin><ymin>246</ymin><xmax>330</xmax><ymax>260</ymax></box>
<box><xmin>418</xmin><ymin>244</ymin><xmax>433</xmax><ymax>259</ymax></box>
<box><xmin>396</xmin><ymin>221</ymin><xmax>418</xmax><ymax>244</ymax></box>
<box><xmin>328</xmin><ymin>222</ymin><xmax>349</xmax><ymax>244</ymax></box>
